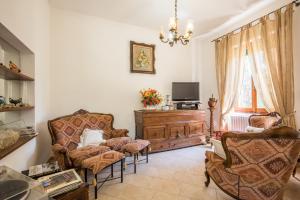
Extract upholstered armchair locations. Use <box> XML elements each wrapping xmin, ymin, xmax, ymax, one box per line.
<box><xmin>205</xmin><ymin>127</ymin><xmax>300</xmax><ymax>200</ymax></box>
<box><xmin>248</xmin><ymin>112</ymin><xmax>282</xmax><ymax>129</ymax></box>
<box><xmin>48</xmin><ymin>109</ymin><xmax>130</xmax><ymax>169</ymax></box>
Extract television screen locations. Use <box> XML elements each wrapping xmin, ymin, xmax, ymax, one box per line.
<box><xmin>172</xmin><ymin>82</ymin><xmax>199</xmax><ymax>101</ymax></box>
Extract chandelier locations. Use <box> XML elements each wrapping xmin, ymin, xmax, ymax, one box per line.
<box><xmin>159</xmin><ymin>0</ymin><xmax>194</xmax><ymax>47</ymax></box>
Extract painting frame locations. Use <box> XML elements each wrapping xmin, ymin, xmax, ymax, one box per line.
<box><xmin>130</xmin><ymin>41</ymin><xmax>156</xmax><ymax>74</ymax></box>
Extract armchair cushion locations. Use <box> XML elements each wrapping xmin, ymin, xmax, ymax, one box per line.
<box><xmin>245</xmin><ymin>126</ymin><xmax>265</xmax><ymax>133</ymax></box>
<box><xmin>104</xmin><ymin>137</ymin><xmax>133</xmax><ymax>151</ymax></box>
<box><xmin>78</xmin><ymin>128</ymin><xmax>105</xmax><ymax>148</ymax></box>
<box><xmin>69</xmin><ymin>145</ymin><xmax>110</xmax><ymax>167</ymax></box>
<box><xmin>121</xmin><ymin>139</ymin><xmax>150</xmax><ymax>154</ymax></box>
<box><xmin>82</xmin><ymin>150</ymin><xmax>124</xmax><ymax>174</ymax></box>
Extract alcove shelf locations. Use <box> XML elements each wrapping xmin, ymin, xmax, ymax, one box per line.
<box><xmin>0</xmin><ymin>22</ymin><xmax>35</xmax><ymax>160</ymax></box>
<box><xmin>0</xmin><ymin>64</ymin><xmax>34</xmax><ymax>81</ymax></box>
<box><xmin>0</xmin><ymin>134</ymin><xmax>37</xmax><ymax>159</ymax></box>
<box><xmin>0</xmin><ymin>106</ymin><xmax>34</xmax><ymax>113</ymax></box>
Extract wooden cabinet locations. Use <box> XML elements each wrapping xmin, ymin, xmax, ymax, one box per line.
<box><xmin>134</xmin><ymin>110</ymin><xmax>207</xmax><ymax>152</ymax></box>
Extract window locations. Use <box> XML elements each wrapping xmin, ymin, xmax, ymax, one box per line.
<box><xmin>235</xmin><ymin>55</ymin><xmax>267</xmax><ymax>113</ymax></box>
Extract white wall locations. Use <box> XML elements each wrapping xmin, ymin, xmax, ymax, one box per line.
<box><xmin>195</xmin><ymin>0</ymin><xmax>300</xmax><ymax>128</ymax></box>
<box><xmin>50</xmin><ymin>8</ymin><xmax>193</xmax><ymax>137</ymax></box>
<box><xmin>0</xmin><ymin>0</ymin><xmax>51</xmax><ymax>170</ymax></box>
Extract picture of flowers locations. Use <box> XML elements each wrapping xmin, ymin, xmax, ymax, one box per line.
<box><xmin>130</xmin><ymin>41</ymin><xmax>155</xmax><ymax>74</ymax></box>
<box><xmin>140</xmin><ymin>88</ymin><xmax>162</xmax><ymax>108</ymax></box>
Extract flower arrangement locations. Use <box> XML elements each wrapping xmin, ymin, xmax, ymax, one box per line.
<box><xmin>140</xmin><ymin>88</ymin><xmax>162</xmax><ymax>108</ymax></box>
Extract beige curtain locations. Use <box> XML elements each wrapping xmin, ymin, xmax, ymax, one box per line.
<box><xmin>215</xmin><ymin>30</ymin><xmax>247</xmax><ymax>128</ymax></box>
<box><xmin>247</xmin><ymin>5</ymin><xmax>295</xmax><ymax>128</ymax></box>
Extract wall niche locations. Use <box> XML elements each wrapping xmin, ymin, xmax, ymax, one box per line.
<box><xmin>0</xmin><ymin>23</ymin><xmax>35</xmax><ymax>159</ymax></box>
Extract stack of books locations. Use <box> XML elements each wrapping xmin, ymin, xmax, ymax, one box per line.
<box><xmin>28</xmin><ymin>161</ymin><xmax>60</xmax><ymax>178</ymax></box>
<box><xmin>37</xmin><ymin>169</ymin><xmax>82</xmax><ymax>197</ymax></box>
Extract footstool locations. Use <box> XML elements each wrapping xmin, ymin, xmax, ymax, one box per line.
<box><xmin>121</xmin><ymin>139</ymin><xmax>150</xmax><ymax>173</ymax></box>
<box><xmin>82</xmin><ymin>150</ymin><xmax>125</xmax><ymax>199</ymax></box>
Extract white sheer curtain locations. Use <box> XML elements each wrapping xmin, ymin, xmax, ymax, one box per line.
<box><xmin>215</xmin><ymin>4</ymin><xmax>295</xmax><ymax>129</ymax></box>
<box><xmin>215</xmin><ymin>29</ymin><xmax>247</xmax><ymax>129</ymax></box>
<box><xmin>247</xmin><ymin>5</ymin><xmax>295</xmax><ymax>128</ymax></box>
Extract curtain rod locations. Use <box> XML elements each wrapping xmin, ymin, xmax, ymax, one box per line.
<box><xmin>211</xmin><ymin>0</ymin><xmax>299</xmax><ymax>42</ymax></box>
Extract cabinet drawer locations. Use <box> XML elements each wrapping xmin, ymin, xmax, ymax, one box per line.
<box><xmin>188</xmin><ymin>122</ymin><xmax>204</xmax><ymax>137</ymax></box>
<box><xmin>169</xmin><ymin>126</ymin><xmax>185</xmax><ymax>139</ymax></box>
<box><xmin>150</xmin><ymin>141</ymin><xmax>170</xmax><ymax>152</ymax></box>
<box><xmin>144</xmin><ymin>126</ymin><xmax>166</xmax><ymax>140</ymax></box>
<box><xmin>169</xmin><ymin>137</ymin><xmax>203</xmax><ymax>149</ymax></box>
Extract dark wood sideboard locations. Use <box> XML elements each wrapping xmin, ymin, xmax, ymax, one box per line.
<box><xmin>134</xmin><ymin>110</ymin><xmax>207</xmax><ymax>152</ymax></box>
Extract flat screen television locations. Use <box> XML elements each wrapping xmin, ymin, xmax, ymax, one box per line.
<box><xmin>172</xmin><ymin>82</ymin><xmax>199</xmax><ymax>101</ymax></box>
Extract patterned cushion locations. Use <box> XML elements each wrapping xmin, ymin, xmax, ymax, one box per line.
<box><xmin>104</xmin><ymin>137</ymin><xmax>133</xmax><ymax>151</ymax></box>
<box><xmin>121</xmin><ymin>139</ymin><xmax>150</xmax><ymax>154</ymax></box>
<box><xmin>82</xmin><ymin>151</ymin><xmax>124</xmax><ymax>174</ymax></box>
<box><xmin>69</xmin><ymin>145</ymin><xmax>110</xmax><ymax>167</ymax></box>
<box><xmin>49</xmin><ymin>113</ymin><xmax>114</xmax><ymax>151</ymax></box>
<box><xmin>206</xmin><ymin>127</ymin><xmax>300</xmax><ymax>200</ymax></box>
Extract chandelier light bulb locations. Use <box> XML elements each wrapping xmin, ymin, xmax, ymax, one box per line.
<box><xmin>168</xmin><ymin>32</ymin><xmax>174</xmax><ymax>40</ymax></box>
<box><xmin>186</xmin><ymin>20</ymin><xmax>194</xmax><ymax>32</ymax></box>
<box><xmin>169</xmin><ymin>17</ymin><xmax>176</xmax><ymax>29</ymax></box>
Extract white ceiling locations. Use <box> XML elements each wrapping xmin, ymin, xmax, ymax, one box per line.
<box><xmin>49</xmin><ymin>0</ymin><xmax>272</xmax><ymax>36</ymax></box>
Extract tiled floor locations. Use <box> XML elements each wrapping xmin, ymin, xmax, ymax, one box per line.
<box><xmin>88</xmin><ymin>146</ymin><xmax>300</xmax><ymax>200</ymax></box>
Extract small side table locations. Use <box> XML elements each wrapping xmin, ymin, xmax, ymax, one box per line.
<box><xmin>22</xmin><ymin>168</ymin><xmax>89</xmax><ymax>200</ymax></box>
<box><xmin>52</xmin><ymin>183</ymin><xmax>89</xmax><ymax>200</ymax></box>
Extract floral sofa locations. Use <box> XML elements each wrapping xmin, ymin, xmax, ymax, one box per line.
<box><xmin>205</xmin><ymin>126</ymin><xmax>300</xmax><ymax>200</ymax></box>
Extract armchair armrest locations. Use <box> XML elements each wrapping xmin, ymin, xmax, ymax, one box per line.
<box><xmin>111</xmin><ymin>129</ymin><xmax>129</xmax><ymax>138</ymax></box>
<box><xmin>51</xmin><ymin>144</ymin><xmax>71</xmax><ymax>169</ymax></box>
<box><xmin>52</xmin><ymin>143</ymin><xmax>67</xmax><ymax>153</ymax></box>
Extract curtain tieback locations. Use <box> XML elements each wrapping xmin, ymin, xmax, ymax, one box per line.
<box><xmin>282</xmin><ymin>112</ymin><xmax>296</xmax><ymax>122</ymax></box>
<box><xmin>283</xmin><ymin>111</ymin><xmax>296</xmax><ymax>117</ymax></box>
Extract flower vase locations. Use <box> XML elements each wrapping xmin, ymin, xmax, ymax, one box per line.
<box><xmin>145</xmin><ymin>105</ymin><xmax>157</xmax><ymax>110</ymax></box>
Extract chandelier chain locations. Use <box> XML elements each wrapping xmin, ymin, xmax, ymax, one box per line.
<box><xmin>175</xmin><ymin>0</ymin><xmax>178</xmax><ymax>21</ymax></box>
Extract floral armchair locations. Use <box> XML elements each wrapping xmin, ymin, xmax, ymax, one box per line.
<box><xmin>205</xmin><ymin>126</ymin><xmax>300</xmax><ymax>200</ymax></box>
<box><xmin>48</xmin><ymin>109</ymin><xmax>129</xmax><ymax>169</ymax></box>
<box><xmin>248</xmin><ymin>112</ymin><xmax>282</xmax><ymax>129</ymax></box>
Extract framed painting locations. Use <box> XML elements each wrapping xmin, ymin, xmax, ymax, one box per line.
<box><xmin>130</xmin><ymin>41</ymin><xmax>156</xmax><ymax>74</ymax></box>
